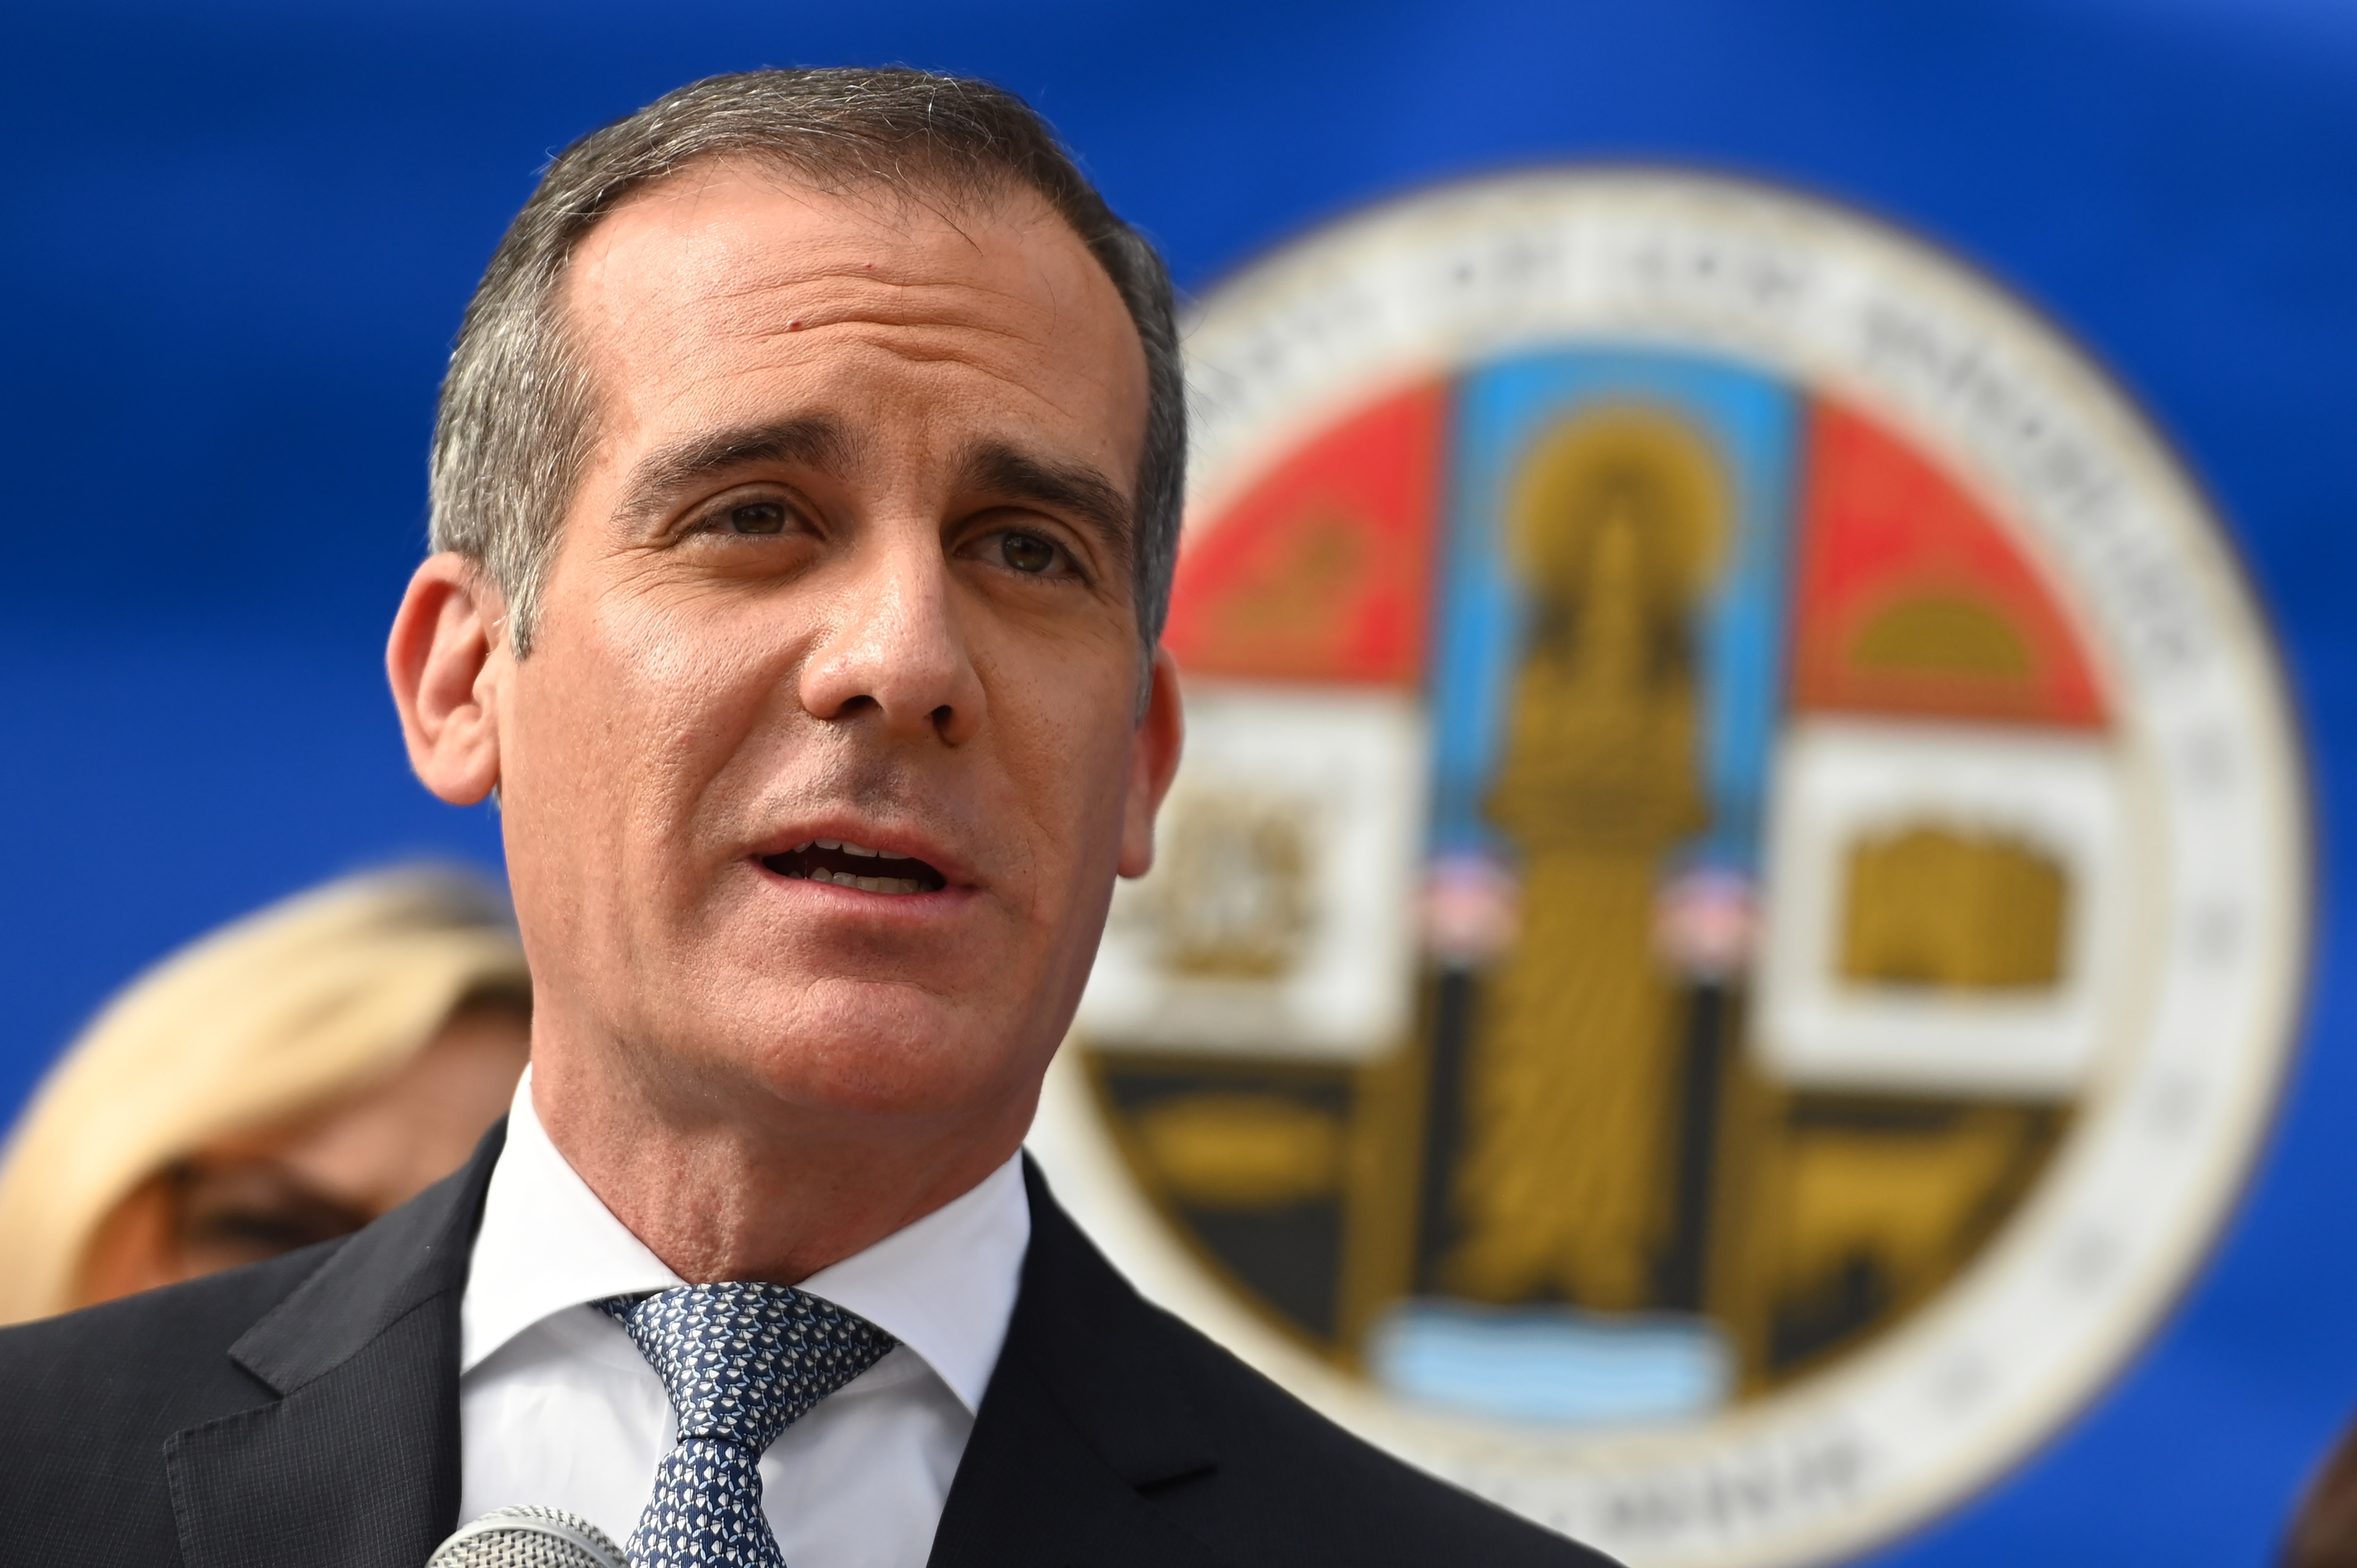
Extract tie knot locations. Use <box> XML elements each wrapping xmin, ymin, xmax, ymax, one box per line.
<box><xmin>600</xmin><ymin>1282</ymin><xmax>896</xmax><ymax>1453</ymax></box>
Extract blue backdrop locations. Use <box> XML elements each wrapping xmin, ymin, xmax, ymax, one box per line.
<box><xmin>3</xmin><ymin>2</ymin><xmax>2351</xmax><ymax>1561</ymax></box>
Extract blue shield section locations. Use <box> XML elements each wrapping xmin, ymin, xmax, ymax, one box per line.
<box><xmin>1429</xmin><ymin>348</ymin><xmax>1802</xmax><ymax>872</ymax></box>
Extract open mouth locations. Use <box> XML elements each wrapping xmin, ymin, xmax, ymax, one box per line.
<box><xmin>760</xmin><ymin>838</ymin><xmax>948</xmax><ymax>896</ymax></box>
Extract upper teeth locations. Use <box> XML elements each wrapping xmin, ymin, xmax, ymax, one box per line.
<box><xmin>795</xmin><ymin>839</ymin><xmax>907</xmax><ymax>861</ymax></box>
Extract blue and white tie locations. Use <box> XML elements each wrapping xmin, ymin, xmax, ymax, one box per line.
<box><xmin>600</xmin><ymin>1283</ymin><xmax>897</xmax><ymax>1568</ymax></box>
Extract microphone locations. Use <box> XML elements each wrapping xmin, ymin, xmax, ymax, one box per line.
<box><xmin>426</xmin><ymin>1506</ymin><xmax>626</xmax><ymax>1568</ymax></box>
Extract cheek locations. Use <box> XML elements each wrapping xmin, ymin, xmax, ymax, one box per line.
<box><xmin>508</xmin><ymin>593</ymin><xmax>787</xmax><ymax>892</ymax></box>
<box><xmin>610</xmin><ymin>631</ymin><xmax>771</xmax><ymax>824</ymax></box>
<box><xmin>990</xmin><ymin>654</ymin><xmax>1140</xmax><ymax>893</ymax></box>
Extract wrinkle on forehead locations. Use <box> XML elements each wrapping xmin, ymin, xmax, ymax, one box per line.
<box><xmin>559</xmin><ymin>162</ymin><xmax>1146</xmax><ymax>476</ymax></box>
<box><xmin>570</xmin><ymin>162</ymin><xmax>1109</xmax><ymax>354</ymax></box>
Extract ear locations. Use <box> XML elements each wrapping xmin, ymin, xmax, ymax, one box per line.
<box><xmin>387</xmin><ymin>553</ymin><xmax>509</xmax><ymax>806</ymax></box>
<box><xmin>1117</xmin><ymin>647</ymin><xmax>1186</xmax><ymax>879</ymax></box>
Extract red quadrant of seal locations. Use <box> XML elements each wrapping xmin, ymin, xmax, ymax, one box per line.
<box><xmin>1789</xmin><ymin>399</ymin><xmax>2108</xmax><ymax>728</ymax></box>
<box><xmin>1162</xmin><ymin>380</ymin><xmax>1447</xmax><ymax>687</ymax></box>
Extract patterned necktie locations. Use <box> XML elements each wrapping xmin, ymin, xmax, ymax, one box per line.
<box><xmin>600</xmin><ymin>1282</ymin><xmax>897</xmax><ymax>1568</ymax></box>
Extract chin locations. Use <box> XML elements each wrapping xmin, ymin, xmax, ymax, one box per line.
<box><xmin>710</xmin><ymin>978</ymin><xmax>1048</xmax><ymax>1122</ymax></box>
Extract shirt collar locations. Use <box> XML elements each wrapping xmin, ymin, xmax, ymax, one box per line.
<box><xmin>460</xmin><ymin>1067</ymin><xmax>1030</xmax><ymax>1415</ymax></box>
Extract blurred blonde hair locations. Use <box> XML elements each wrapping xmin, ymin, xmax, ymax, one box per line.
<box><xmin>0</xmin><ymin>865</ymin><xmax>530</xmax><ymax>1325</ymax></box>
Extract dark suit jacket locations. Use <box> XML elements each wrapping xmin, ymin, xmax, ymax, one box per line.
<box><xmin>0</xmin><ymin>1125</ymin><xmax>1613</xmax><ymax>1566</ymax></box>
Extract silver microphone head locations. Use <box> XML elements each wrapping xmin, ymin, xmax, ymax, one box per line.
<box><xmin>426</xmin><ymin>1506</ymin><xmax>627</xmax><ymax>1568</ymax></box>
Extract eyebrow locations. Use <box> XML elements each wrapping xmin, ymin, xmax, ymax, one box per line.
<box><xmin>957</xmin><ymin>441</ymin><xmax>1135</xmax><ymax>577</ymax></box>
<box><xmin>610</xmin><ymin>417</ymin><xmax>853</xmax><ymax>529</ymax></box>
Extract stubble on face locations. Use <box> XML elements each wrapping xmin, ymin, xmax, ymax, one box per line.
<box><xmin>496</xmin><ymin>162</ymin><xmax>1157</xmax><ymax>1216</ymax></box>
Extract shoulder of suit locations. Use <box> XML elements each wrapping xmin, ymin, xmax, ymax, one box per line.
<box><xmin>1134</xmin><ymin>1299</ymin><xmax>1622</xmax><ymax>1566</ymax></box>
<box><xmin>0</xmin><ymin>1239</ymin><xmax>350</xmax><ymax>1562</ymax></box>
<box><xmin>0</xmin><ymin>1238</ymin><xmax>345</xmax><ymax>1415</ymax></box>
<box><xmin>1016</xmin><ymin>1170</ymin><xmax>1617</xmax><ymax>1565</ymax></box>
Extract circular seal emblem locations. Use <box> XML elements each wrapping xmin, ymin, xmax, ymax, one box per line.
<box><xmin>1028</xmin><ymin>170</ymin><xmax>2309</xmax><ymax>1567</ymax></box>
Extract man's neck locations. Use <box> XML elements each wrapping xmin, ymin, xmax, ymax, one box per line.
<box><xmin>527</xmin><ymin>1043</ymin><xmax>1034</xmax><ymax>1285</ymax></box>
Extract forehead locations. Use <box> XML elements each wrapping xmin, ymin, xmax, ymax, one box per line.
<box><xmin>560</xmin><ymin>160</ymin><xmax>1148</xmax><ymax>476</ymax></box>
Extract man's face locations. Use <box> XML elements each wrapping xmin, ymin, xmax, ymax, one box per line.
<box><xmin>492</xmin><ymin>164</ymin><xmax>1166</xmax><ymax>1138</ymax></box>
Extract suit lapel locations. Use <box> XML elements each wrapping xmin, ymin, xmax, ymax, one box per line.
<box><xmin>165</xmin><ymin>1122</ymin><xmax>504</xmax><ymax>1568</ymax></box>
<box><xmin>928</xmin><ymin>1158</ymin><xmax>1226</xmax><ymax>1568</ymax></box>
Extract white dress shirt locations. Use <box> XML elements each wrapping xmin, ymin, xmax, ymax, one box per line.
<box><xmin>458</xmin><ymin>1070</ymin><xmax>1031</xmax><ymax>1568</ymax></box>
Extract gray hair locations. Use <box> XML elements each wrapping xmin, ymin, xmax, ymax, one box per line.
<box><xmin>427</xmin><ymin>67</ymin><xmax>1185</xmax><ymax>668</ymax></box>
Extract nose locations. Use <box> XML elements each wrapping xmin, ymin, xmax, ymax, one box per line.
<box><xmin>796</xmin><ymin>525</ymin><xmax>984</xmax><ymax>746</ymax></box>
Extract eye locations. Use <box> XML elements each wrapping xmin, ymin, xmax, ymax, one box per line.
<box><xmin>998</xmin><ymin>531</ymin><xmax>1060</xmax><ymax>574</ymax></box>
<box><xmin>721</xmin><ymin>500</ymin><xmax>787</xmax><ymax>535</ymax></box>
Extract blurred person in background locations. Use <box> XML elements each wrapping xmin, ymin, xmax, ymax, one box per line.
<box><xmin>2285</xmin><ymin>1422</ymin><xmax>2357</xmax><ymax>1568</ymax></box>
<box><xmin>0</xmin><ymin>865</ymin><xmax>531</xmax><ymax>1324</ymax></box>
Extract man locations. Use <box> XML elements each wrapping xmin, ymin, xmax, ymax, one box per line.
<box><xmin>0</xmin><ymin>69</ymin><xmax>1611</xmax><ymax>1568</ymax></box>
